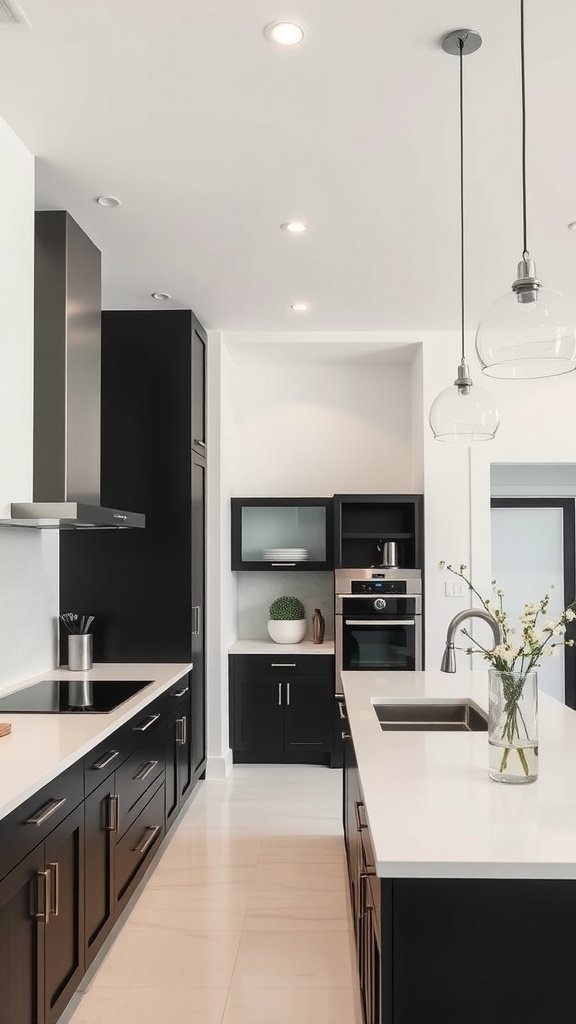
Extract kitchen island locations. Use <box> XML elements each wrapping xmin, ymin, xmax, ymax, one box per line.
<box><xmin>341</xmin><ymin>669</ymin><xmax>576</xmax><ymax>1024</ymax></box>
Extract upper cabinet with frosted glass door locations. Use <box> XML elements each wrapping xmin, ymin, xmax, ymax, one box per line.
<box><xmin>231</xmin><ymin>498</ymin><xmax>334</xmax><ymax>571</ymax></box>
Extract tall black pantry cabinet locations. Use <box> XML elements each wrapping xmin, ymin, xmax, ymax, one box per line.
<box><xmin>60</xmin><ymin>310</ymin><xmax>206</xmax><ymax>782</ymax></box>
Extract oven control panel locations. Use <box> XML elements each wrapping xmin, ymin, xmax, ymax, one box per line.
<box><xmin>351</xmin><ymin>579</ymin><xmax>407</xmax><ymax>595</ymax></box>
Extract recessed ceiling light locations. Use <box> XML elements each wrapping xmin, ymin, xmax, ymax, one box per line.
<box><xmin>568</xmin><ymin>222</ymin><xmax>576</xmax><ymax>232</ymax></box>
<box><xmin>96</xmin><ymin>195</ymin><xmax>121</xmax><ymax>208</ymax></box>
<box><xmin>281</xmin><ymin>221</ymin><xmax>307</xmax><ymax>234</ymax></box>
<box><xmin>151</xmin><ymin>292</ymin><xmax>172</xmax><ymax>301</ymax></box>
<box><xmin>291</xmin><ymin>302</ymin><xmax>309</xmax><ymax>312</ymax></box>
<box><xmin>264</xmin><ymin>21</ymin><xmax>304</xmax><ymax>46</ymax></box>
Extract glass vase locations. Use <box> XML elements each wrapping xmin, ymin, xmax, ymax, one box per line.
<box><xmin>488</xmin><ymin>670</ymin><xmax>538</xmax><ymax>784</ymax></box>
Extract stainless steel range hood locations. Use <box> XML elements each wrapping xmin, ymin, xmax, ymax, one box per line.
<box><xmin>0</xmin><ymin>211</ymin><xmax>145</xmax><ymax>530</ymax></box>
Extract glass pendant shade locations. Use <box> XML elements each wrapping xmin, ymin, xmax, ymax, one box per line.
<box><xmin>429</xmin><ymin>376</ymin><xmax>500</xmax><ymax>442</ymax></box>
<box><xmin>476</xmin><ymin>285</ymin><xmax>576</xmax><ymax>379</ymax></box>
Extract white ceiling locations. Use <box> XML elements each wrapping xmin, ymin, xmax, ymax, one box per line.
<box><xmin>0</xmin><ymin>0</ymin><xmax>575</xmax><ymax>330</ymax></box>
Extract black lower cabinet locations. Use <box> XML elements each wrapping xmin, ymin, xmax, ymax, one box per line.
<box><xmin>0</xmin><ymin>845</ymin><xmax>45</xmax><ymax>1024</ymax></box>
<box><xmin>165</xmin><ymin>700</ymin><xmax>193</xmax><ymax>829</ymax></box>
<box><xmin>115</xmin><ymin>779</ymin><xmax>165</xmax><ymax>916</ymax></box>
<box><xmin>84</xmin><ymin>776</ymin><xmax>115</xmax><ymax>967</ymax></box>
<box><xmin>344</xmin><ymin>713</ymin><xmax>576</xmax><ymax>1024</ymax></box>
<box><xmin>229</xmin><ymin>655</ymin><xmax>336</xmax><ymax>764</ymax></box>
<box><xmin>44</xmin><ymin>805</ymin><xmax>85</xmax><ymax>1024</ymax></box>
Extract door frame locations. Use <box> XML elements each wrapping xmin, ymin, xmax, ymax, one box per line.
<box><xmin>490</xmin><ymin>497</ymin><xmax>576</xmax><ymax>708</ymax></box>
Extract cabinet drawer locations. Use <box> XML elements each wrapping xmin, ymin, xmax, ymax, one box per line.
<box><xmin>115</xmin><ymin>779</ymin><xmax>165</xmax><ymax>913</ymax></box>
<box><xmin>84</xmin><ymin>729</ymin><xmax>125</xmax><ymax>796</ymax></box>
<box><xmin>0</xmin><ymin>761</ymin><xmax>84</xmax><ymax>881</ymax></box>
<box><xmin>361</xmin><ymin>826</ymin><xmax>380</xmax><ymax>930</ymax></box>
<box><xmin>121</xmin><ymin>692</ymin><xmax>168</xmax><ymax>758</ymax></box>
<box><xmin>115</xmin><ymin>729</ymin><xmax>165</xmax><ymax>837</ymax></box>
<box><xmin>232</xmin><ymin>655</ymin><xmax>334</xmax><ymax>678</ymax></box>
<box><xmin>164</xmin><ymin>675</ymin><xmax>191</xmax><ymax>713</ymax></box>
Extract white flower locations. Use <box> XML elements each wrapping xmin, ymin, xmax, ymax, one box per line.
<box><xmin>565</xmin><ymin>608</ymin><xmax>575</xmax><ymax>622</ymax></box>
<box><xmin>492</xmin><ymin>644</ymin><xmax>518</xmax><ymax>667</ymax></box>
<box><xmin>553</xmin><ymin>624</ymin><xmax>566</xmax><ymax>637</ymax></box>
<box><xmin>438</xmin><ymin>561</ymin><xmax>446</xmax><ymax>570</ymax></box>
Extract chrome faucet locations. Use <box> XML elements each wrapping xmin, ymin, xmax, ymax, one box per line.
<box><xmin>441</xmin><ymin>608</ymin><xmax>503</xmax><ymax>672</ymax></box>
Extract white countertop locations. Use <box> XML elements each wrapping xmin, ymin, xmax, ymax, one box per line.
<box><xmin>0</xmin><ymin>663</ymin><xmax>192</xmax><ymax>823</ymax></box>
<box><xmin>342</xmin><ymin>669</ymin><xmax>576</xmax><ymax>880</ymax></box>
<box><xmin>229</xmin><ymin>640</ymin><xmax>335</xmax><ymax>655</ymax></box>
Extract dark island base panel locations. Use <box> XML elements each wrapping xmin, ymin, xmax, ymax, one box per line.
<box><xmin>380</xmin><ymin>877</ymin><xmax>576</xmax><ymax>1024</ymax></box>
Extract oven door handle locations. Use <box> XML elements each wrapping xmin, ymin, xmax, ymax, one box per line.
<box><xmin>344</xmin><ymin>619</ymin><xmax>416</xmax><ymax>626</ymax></box>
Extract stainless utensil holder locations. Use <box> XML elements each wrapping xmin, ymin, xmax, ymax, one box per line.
<box><xmin>68</xmin><ymin>634</ymin><xmax>93</xmax><ymax>672</ymax></box>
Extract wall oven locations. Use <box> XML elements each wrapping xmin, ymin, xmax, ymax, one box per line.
<box><xmin>335</xmin><ymin>568</ymin><xmax>422</xmax><ymax>691</ymax></box>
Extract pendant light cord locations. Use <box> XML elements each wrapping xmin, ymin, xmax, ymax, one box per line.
<box><xmin>520</xmin><ymin>0</ymin><xmax>529</xmax><ymax>259</ymax></box>
<box><xmin>459</xmin><ymin>37</ymin><xmax>465</xmax><ymax>363</ymax></box>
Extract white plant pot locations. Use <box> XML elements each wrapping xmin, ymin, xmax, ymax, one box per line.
<box><xmin>267</xmin><ymin>619</ymin><xmax>307</xmax><ymax>644</ymax></box>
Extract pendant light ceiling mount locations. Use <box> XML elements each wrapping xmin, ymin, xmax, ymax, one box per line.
<box><xmin>441</xmin><ymin>28</ymin><xmax>482</xmax><ymax>57</ymax></box>
<box><xmin>429</xmin><ymin>28</ymin><xmax>500</xmax><ymax>442</ymax></box>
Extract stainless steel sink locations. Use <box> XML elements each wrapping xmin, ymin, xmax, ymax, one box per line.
<box><xmin>374</xmin><ymin>700</ymin><xmax>488</xmax><ymax>732</ymax></box>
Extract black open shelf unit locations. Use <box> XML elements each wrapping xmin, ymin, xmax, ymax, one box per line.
<box><xmin>334</xmin><ymin>494</ymin><xmax>423</xmax><ymax>569</ymax></box>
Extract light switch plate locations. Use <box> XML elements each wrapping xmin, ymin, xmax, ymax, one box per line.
<box><xmin>445</xmin><ymin>581</ymin><xmax>465</xmax><ymax>598</ymax></box>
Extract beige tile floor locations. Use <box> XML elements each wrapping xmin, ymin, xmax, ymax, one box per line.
<box><xmin>69</xmin><ymin>765</ymin><xmax>361</xmax><ymax>1024</ymax></box>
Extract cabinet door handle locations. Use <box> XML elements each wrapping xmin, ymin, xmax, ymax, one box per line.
<box><xmin>285</xmin><ymin>682</ymin><xmax>290</xmax><ymax>706</ymax></box>
<box><xmin>133</xmin><ymin>713</ymin><xmax>160</xmax><ymax>732</ymax></box>
<box><xmin>26</xmin><ymin>797</ymin><xmax>66</xmax><ymax>827</ymax></box>
<box><xmin>133</xmin><ymin>824</ymin><xmax>161</xmax><ymax>856</ymax></box>
<box><xmin>35</xmin><ymin>869</ymin><xmax>50</xmax><ymax>925</ymax></box>
<box><xmin>48</xmin><ymin>861</ymin><xmax>59</xmax><ymax>917</ymax></box>
<box><xmin>91</xmin><ymin>750</ymin><xmax>120</xmax><ymax>771</ymax></box>
<box><xmin>271</xmin><ymin>562</ymin><xmax>296</xmax><ymax>567</ymax></box>
<box><xmin>337</xmin><ymin>699</ymin><xmax>346</xmax><ymax>720</ymax></box>
<box><xmin>194</xmin><ymin>439</ymin><xmax>206</xmax><ymax>448</ymax></box>
<box><xmin>341</xmin><ymin>731</ymin><xmax>351</xmax><ymax>740</ymax></box>
<box><xmin>345</xmin><ymin>619</ymin><xmax>415</xmax><ymax>626</ymax></box>
<box><xmin>133</xmin><ymin>760</ymin><xmax>159</xmax><ymax>782</ymax></box>
<box><xmin>278</xmin><ymin>682</ymin><xmax>282</xmax><ymax>706</ymax></box>
<box><xmin>106</xmin><ymin>794</ymin><xmax>120</xmax><ymax>832</ymax></box>
<box><xmin>171</xmin><ymin>687</ymin><xmax>189</xmax><ymax>699</ymax></box>
<box><xmin>181</xmin><ymin>715</ymin><xmax>187</xmax><ymax>745</ymax></box>
<box><xmin>192</xmin><ymin>606</ymin><xmax>201</xmax><ymax>636</ymax></box>
<box><xmin>271</xmin><ymin>663</ymin><xmax>296</xmax><ymax>668</ymax></box>
<box><xmin>354</xmin><ymin>800</ymin><xmax>368</xmax><ymax>831</ymax></box>
<box><xmin>176</xmin><ymin>717</ymin><xmax>187</xmax><ymax>745</ymax></box>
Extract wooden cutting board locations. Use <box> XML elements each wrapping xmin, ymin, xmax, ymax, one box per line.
<box><xmin>0</xmin><ymin>723</ymin><xmax>11</xmax><ymax>738</ymax></box>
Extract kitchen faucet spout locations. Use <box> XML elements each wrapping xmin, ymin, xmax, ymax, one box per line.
<box><xmin>441</xmin><ymin>609</ymin><xmax>503</xmax><ymax>672</ymax></box>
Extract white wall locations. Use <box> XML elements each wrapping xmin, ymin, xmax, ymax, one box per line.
<box><xmin>237</xmin><ymin>572</ymin><xmax>334</xmax><ymax>641</ymax></box>
<box><xmin>0</xmin><ymin>116</ymin><xmax>59</xmax><ymax>689</ymax></box>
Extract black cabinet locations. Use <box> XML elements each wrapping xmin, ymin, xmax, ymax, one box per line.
<box><xmin>191</xmin><ymin>453</ymin><xmax>206</xmax><ymax>779</ymax></box>
<box><xmin>192</xmin><ymin>327</ymin><xmax>206</xmax><ymax>455</ymax></box>
<box><xmin>84</xmin><ymin>775</ymin><xmax>115</xmax><ymax>967</ymax></box>
<box><xmin>230</xmin><ymin>655</ymin><xmax>335</xmax><ymax>764</ymax></box>
<box><xmin>165</xmin><ymin>692</ymin><xmax>193</xmax><ymax>829</ymax></box>
<box><xmin>0</xmin><ymin>804</ymin><xmax>84</xmax><ymax>1024</ymax></box>
<box><xmin>0</xmin><ymin>845</ymin><xmax>45</xmax><ymax>1024</ymax></box>
<box><xmin>44</xmin><ymin>805</ymin><xmax>85</xmax><ymax>1024</ymax></box>
<box><xmin>334</xmin><ymin>494</ymin><xmax>424</xmax><ymax>569</ymax></box>
<box><xmin>231</xmin><ymin>498</ymin><xmax>334</xmax><ymax>571</ymax></box>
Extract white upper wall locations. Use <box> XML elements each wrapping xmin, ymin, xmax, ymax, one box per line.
<box><xmin>225</xmin><ymin>334</ymin><xmax>419</xmax><ymax>496</ymax></box>
<box><xmin>0</xmin><ymin>116</ymin><xmax>59</xmax><ymax>687</ymax></box>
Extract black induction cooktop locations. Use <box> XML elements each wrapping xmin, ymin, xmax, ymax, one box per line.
<box><xmin>0</xmin><ymin>679</ymin><xmax>153</xmax><ymax>714</ymax></box>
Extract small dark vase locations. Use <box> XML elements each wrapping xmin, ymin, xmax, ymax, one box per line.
<box><xmin>312</xmin><ymin>608</ymin><xmax>325</xmax><ymax>645</ymax></box>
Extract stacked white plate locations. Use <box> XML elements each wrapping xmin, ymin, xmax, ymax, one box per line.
<box><xmin>263</xmin><ymin>547</ymin><xmax>309</xmax><ymax>562</ymax></box>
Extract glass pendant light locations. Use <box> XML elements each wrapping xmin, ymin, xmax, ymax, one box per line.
<box><xmin>429</xmin><ymin>30</ymin><xmax>500</xmax><ymax>442</ymax></box>
<box><xmin>476</xmin><ymin>0</ymin><xmax>576</xmax><ymax>378</ymax></box>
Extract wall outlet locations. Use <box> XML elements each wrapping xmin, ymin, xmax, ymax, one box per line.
<box><xmin>445</xmin><ymin>580</ymin><xmax>465</xmax><ymax>598</ymax></box>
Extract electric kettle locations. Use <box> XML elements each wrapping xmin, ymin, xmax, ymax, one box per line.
<box><xmin>376</xmin><ymin>540</ymin><xmax>399</xmax><ymax>568</ymax></box>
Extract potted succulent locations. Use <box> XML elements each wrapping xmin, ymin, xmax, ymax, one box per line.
<box><xmin>268</xmin><ymin>596</ymin><xmax>306</xmax><ymax>644</ymax></box>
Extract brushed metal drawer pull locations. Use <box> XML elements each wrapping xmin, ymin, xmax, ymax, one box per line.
<box><xmin>106</xmin><ymin>794</ymin><xmax>120</xmax><ymax>832</ymax></box>
<box><xmin>26</xmin><ymin>797</ymin><xmax>66</xmax><ymax>827</ymax></box>
<box><xmin>341</xmin><ymin>730</ymin><xmax>351</xmax><ymax>740</ymax></box>
<box><xmin>133</xmin><ymin>713</ymin><xmax>160</xmax><ymax>732</ymax></box>
<box><xmin>170</xmin><ymin>687</ymin><xmax>189</xmax><ymax>699</ymax></box>
<box><xmin>337</xmin><ymin>699</ymin><xmax>347</xmax><ymax>720</ymax></box>
<box><xmin>354</xmin><ymin>800</ymin><xmax>368</xmax><ymax>831</ymax></box>
<box><xmin>133</xmin><ymin>760</ymin><xmax>159</xmax><ymax>782</ymax></box>
<box><xmin>271</xmin><ymin>562</ymin><xmax>296</xmax><ymax>567</ymax></box>
<box><xmin>92</xmin><ymin>750</ymin><xmax>120</xmax><ymax>771</ymax></box>
<box><xmin>48</xmin><ymin>861</ymin><xmax>59</xmax><ymax>917</ymax></box>
<box><xmin>278</xmin><ymin>682</ymin><xmax>282</xmax><ymax>706</ymax></box>
<box><xmin>286</xmin><ymin>682</ymin><xmax>290</xmax><ymax>706</ymax></box>
<box><xmin>35</xmin><ymin>869</ymin><xmax>50</xmax><ymax>924</ymax></box>
<box><xmin>271</xmin><ymin>663</ymin><xmax>296</xmax><ymax>668</ymax></box>
<box><xmin>133</xmin><ymin>824</ymin><xmax>161</xmax><ymax>856</ymax></box>
<box><xmin>194</xmin><ymin>439</ymin><xmax>206</xmax><ymax>448</ymax></box>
